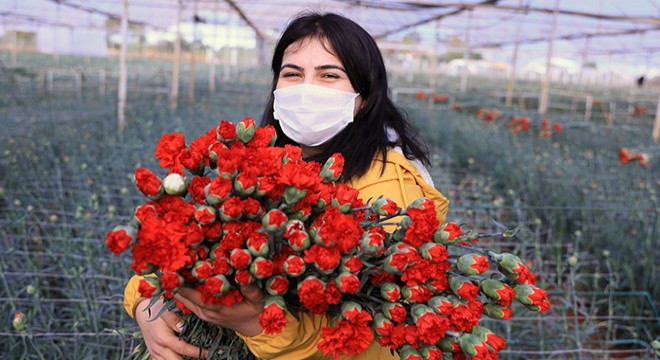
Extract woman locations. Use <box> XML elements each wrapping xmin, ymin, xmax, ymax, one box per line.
<box><xmin>124</xmin><ymin>12</ymin><xmax>448</xmax><ymax>360</ymax></box>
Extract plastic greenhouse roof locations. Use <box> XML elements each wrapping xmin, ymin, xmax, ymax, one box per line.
<box><xmin>2</xmin><ymin>0</ymin><xmax>659</xmax><ymax>71</ymax></box>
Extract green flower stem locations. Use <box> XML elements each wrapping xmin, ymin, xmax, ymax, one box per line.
<box><xmin>477</xmin><ymin>232</ymin><xmax>504</xmax><ymax>238</ymax></box>
<box><xmin>446</xmin><ymin>330</ymin><xmax>461</xmax><ymax>338</ymax></box>
<box><xmin>453</xmin><ymin>244</ymin><xmax>500</xmax><ymax>260</ymax></box>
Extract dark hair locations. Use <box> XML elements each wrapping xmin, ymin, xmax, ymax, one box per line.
<box><xmin>260</xmin><ymin>12</ymin><xmax>430</xmax><ymax>181</ymax></box>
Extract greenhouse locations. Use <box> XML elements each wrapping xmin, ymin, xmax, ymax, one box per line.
<box><xmin>1</xmin><ymin>0</ymin><xmax>659</xmax><ymax>359</ymax></box>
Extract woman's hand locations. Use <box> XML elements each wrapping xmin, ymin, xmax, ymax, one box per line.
<box><xmin>134</xmin><ymin>298</ymin><xmax>208</xmax><ymax>360</ymax></box>
<box><xmin>174</xmin><ymin>285</ymin><xmax>266</xmax><ymax>337</ymax></box>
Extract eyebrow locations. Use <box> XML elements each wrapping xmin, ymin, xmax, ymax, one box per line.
<box><xmin>280</xmin><ymin>63</ymin><xmax>347</xmax><ymax>73</ymax></box>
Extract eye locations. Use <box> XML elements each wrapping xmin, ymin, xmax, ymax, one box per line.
<box><xmin>321</xmin><ymin>72</ymin><xmax>340</xmax><ymax>79</ymax></box>
<box><xmin>281</xmin><ymin>71</ymin><xmax>301</xmax><ymax>78</ymax></box>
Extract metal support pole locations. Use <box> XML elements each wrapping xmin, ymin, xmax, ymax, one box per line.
<box><xmin>117</xmin><ymin>0</ymin><xmax>129</xmax><ymax>132</ymax></box>
<box><xmin>538</xmin><ymin>0</ymin><xmax>560</xmax><ymax>114</ymax></box>
<box><xmin>460</xmin><ymin>10</ymin><xmax>473</xmax><ymax>93</ymax></box>
<box><xmin>188</xmin><ymin>0</ymin><xmax>197</xmax><ymax>107</ymax></box>
<box><xmin>653</xmin><ymin>95</ymin><xmax>660</xmax><ymax>144</ymax></box>
<box><xmin>169</xmin><ymin>0</ymin><xmax>183</xmax><ymax>110</ymax></box>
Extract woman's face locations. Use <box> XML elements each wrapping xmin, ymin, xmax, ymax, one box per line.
<box><xmin>276</xmin><ymin>37</ymin><xmax>363</xmax><ymax>113</ymax></box>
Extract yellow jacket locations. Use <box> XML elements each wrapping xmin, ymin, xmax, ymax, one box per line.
<box><xmin>124</xmin><ymin>149</ymin><xmax>449</xmax><ymax>359</ymax></box>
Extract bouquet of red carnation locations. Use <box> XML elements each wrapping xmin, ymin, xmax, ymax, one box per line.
<box><xmin>107</xmin><ymin>118</ymin><xmax>550</xmax><ymax>359</ymax></box>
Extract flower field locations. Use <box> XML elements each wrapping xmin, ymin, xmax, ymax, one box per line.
<box><xmin>0</xmin><ymin>51</ymin><xmax>658</xmax><ymax>359</ymax></box>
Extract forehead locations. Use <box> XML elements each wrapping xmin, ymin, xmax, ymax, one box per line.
<box><xmin>283</xmin><ymin>37</ymin><xmax>340</xmax><ymax>63</ymax></box>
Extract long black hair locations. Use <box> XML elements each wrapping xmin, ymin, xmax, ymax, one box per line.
<box><xmin>260</xmin><ymin>12</ymin><xmax>430</xmax><ymax>181</ymax></box>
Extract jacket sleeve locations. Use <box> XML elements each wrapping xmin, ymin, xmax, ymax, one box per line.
<box><xmin>124</xmin><ymin>274</ymin><xmax>146</xmax><ymax>318</ymax></box>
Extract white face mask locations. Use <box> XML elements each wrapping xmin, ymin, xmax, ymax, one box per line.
<box><xmin>273</xmin><ymin>84</ymin><xmax>359</xmax><ymax>147</ymax></box>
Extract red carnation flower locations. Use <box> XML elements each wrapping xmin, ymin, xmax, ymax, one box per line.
<box><xmin>154</xmin><ymin>133</ymin><xmax>186</xmax><ymax>172</ymax></box>
<box><xmin>229</xmin><ymin>248</ymin><xmax>252</xmax><ymax>269</ymax></box>
<box><xmin>247</xmin><ymin>125</ymin><xmax>276</xmax><ymax>148</ymax></box>
<box><xmin>250</xmin><ymin>257</ymin><xmax>274</xmax><ymax>279</ymax></box>
<box><xmin>134</xmin><ymin>168</ymin><xmax>162</xmax><ymax>198</ymax></box>
<box><xmin>160</xmin><ymin>271</ymin><xmax>183</xmax><ymax>292</ymax></box>
<box><xmin>180</xmin><ymin>149</ymin><xmax>204</xmax><ymax>172</ymax></box>
<box><xmin>335</xmin><ymin>272</ymin><xmax>360</xmax><ymax>294</ymax></box>
<box><xmin>283</xmin><ymin>255</ymin><xmax>306</xmax><ymax>277</ymax></box>
<box><xmin>266</xmin><ymin>275</ymin><xmax>289</xmax><ymax>295</ymax></box>
<box><xmin>138</xmin><ymin>277</ymin><xmax>160</xmax><ymax>298</ymax></box>
<box><xmin>216</xmin><ymin>120</ymin><xmax>236</xmax><ymax>143</ymax></box>
<box><xmin>188</xmin><ymin>176</ymin><xmax>210</xmax><ymax>204</ymax></box>
<box><xmin>304</xmin><ymin>245</ymin><xmax>341</xmax><ymax>273</ymax></box>
<box><xmin>259</xmin><ymin>297</ymin><xmax>288</xmax><ymax>334</ymax></box>
<box><xmin>105</xmin><ymin>226</ymin><xmax>135</xmax><ymax>256</ymax></box>
<box><xmin>415</xmin><ymin>311</ymin><xmax>450</xmax><ymax>345</ymax></box>
<box><xmin>340</xmin><ymin>255</ymin><xmax>363</xmax><ymax>274</ymax></box>
<box><xmin>297</xmin><ymin>276</ymin><xmax>328</xmax><ymax>314</ymax></box>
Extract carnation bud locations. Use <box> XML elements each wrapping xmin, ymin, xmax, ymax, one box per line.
<box><xmin>286</xmin><ymin>229</ymin><xmax>310</xmax><ymax>252</ymax></box>
<box><xmin>514</xmin><ymin>284</ymin><xmax>550</xmax><ymax>312</ymax></box>
<box><xmin>380</xmin><ymin>282</ymin><xmax>401</xmax><ymax>302</ymax></box>
<box><xmin>457</xmin><ymin>253</ymin><xmax>490</xmax><ymax>276</ymax></box>
<box><xmin>218</xmin><ymin>198</ymin><xmax>243</xmax><ymax>222</ymax></box>
<box><xmin>471</xmin><ymin>325</ymin><xmax>506</xmax><ymax>352</ymax></box>
<box><xmin>417</xmin><ymin>242</ymin><xmax>447</xmax><ymax>262</ymax></box>
<box><xmin>264</xmin><ymin>295</ymin><xmax>286</xmax><ymax>310</ymax></box>
<box><xmin>250</xmin><ymin>256</ymin><xmax>274</xmax><ymax>279</ymax></box>
<box><xmin>105</xmin><ymin>225</ymin><xmax>137</xmax><ymax>256</ymax></box>
<box><xmin>205</xmin><ymin>274</ymin><xmax>231</xmax><ymax>297</ymax></box>
<box><xmin>391</xmin><ymin>216</ymin><xmax>412</xmax><ymax>241</ymax></box>
<box><xmin>138</xmin><ymin>277</ymin><xmax>161</xmax><ymax>298</ymax></box>
<box><xmin>427</xmin><ymin>295</ymin><xmax>456</xmax><ymax>315</ymax></box>
<box><xmin>339</xmin><ymin>255</ymin><xmax>363</xmax><ymax>273</ymax></box>
<box><xmin>283</xmin><ymin>255</ymin><xmax>306</xmax><ymax>277</ymax></box>
<box><xmin>229</xmin><ymin>248</ymin><xmax>252</xmax><ymax>270</ymax></box>
<box><xmin>234</xmin><ymin>269</ymin><xmax>255</xmax><ymax>285</ymax></box>
<box><xmin>216</xmin><ymin>120</ymin><xmax>236</xmax><ymax>143</ymax></box>
<box><xmin>12</xmin><ymin>312</ymin><xmax>27</xmax><ymax>331</ymax></box>
<box><xmin>208</xmin><ymin>141</ymin><xmax>226</xmax><ymax>162</ymax></box>
<box><xmin>134</xmin><ymin>168</ymin><xmax>163</xmax><ymax>199</ymax></box>
<box><xmin>265</xmin><ymin>275</ymin><xmax>289</xmax><ymax>296</ymax></box>
<box><xmin>458</xmin><ymin>334</ymin><xmax>488</xmax><ymax>358</ymax></box>
<box><xmin>410</xmin><ymin>304</ymin><xmax>434</xmax><ymax>323</ymax></box>
<box><xmin>433</xmin><ymin>222</ymin><xmax>462</xmax><ymax>244</ymax></box>
<box><xmin>163</xmin><ymin>173</ymin><xmax>188</xmax><ymax>196</ymax></box>
<box><xmin>449</xmin><ymin>275</ymin><xmax>479</xmax><ymax>301</ymax></box>
<box><xmin>372</xmin><ymin>313</ymin><xmax>395</xmax><ymax>336</ymax></box>
<box><xmin>382</xmin><ymin>302</ymin><xmax>407</xmax><ymax>323</ymax></box>
<box><xmin>262</xmin><ymin>209</ymin><xmax>288</xmax><ymax>234</ymax></box>
<box><xmin>192</xmin><ymin>260</ymin><xmax>214</xmax><ymax>281</ymax></box>
<box><xmin>340</xmin><ymin>301</ymin><xmax>362</xmax><ymax>319</ymax></box>
<box><xmin>360</xmin><ymin>229</ymin><xmax>385</xmax><ymax>256</ymax></box>
<box><xmin>436</xmin><ymin>336</ymin><xmax>457</xmax><ymax>352</ymax></box>
<box><xmin>484</xmin><ymin>303</ymin><xmax>512</xmax><ymax>320</ymax></box>
<box><xmin>233</xmin><ymin>171</ymin><xmax>258</xmax><ymax>196</ymax></box>
<box><xmin>419</xmin><ymin>345</ymin><xmax>442</xmax><ymax>360</ymax></box>
<box><xmin>496</xmin><ymin>253</ymin><xmax>536</xmax><ymax>284</ymax></box>
<box><xmin>335</xmin><ymin>272</ymin><xmax>360</xmax><ymax>294</ymax></box>
<box><xmin>26</xmin><ymin>285</ymin><xmax>37</xmax><ymax>296</ymax></box>
<box><xmin>399</xmin><ymin>345</ymin><xmax>422</xmax><ymax>360</ymax></box>
<box><xmin>194</xmin><ymin>205</ymin><xmax>216</xmax><ymax>226</ymax></box>
<box><xmin>370</xmin><ymin>197</ymin><xmax>399</xmax><ymax>217</ymax></box>
<box><xmin>282</xmin><ymin>185</ymin><xmax>307</xmax><ymax>206</ymax></box>
<box><xmin>160</xmin><ymin>271</ymin><xmax>184</xmax><ymax>293</ymax></box>
<box><xmin>320</xmin><ymin>153</ymin><xmax>344</xmax><ymax>182</ymax></box>
<box><xmin>246</xmin><ymin>233</ymin><xmax>269</xmax><ymax>257</ymax></box>
<box><xmin>480</xmin><ymin>279</ymin><xmax>515</xmax><ymax>306</ymax></box>
<box><xmin>236</xmin><ymin>117</ymin><xmax>256</xmax><ymax>143</ymax></box>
